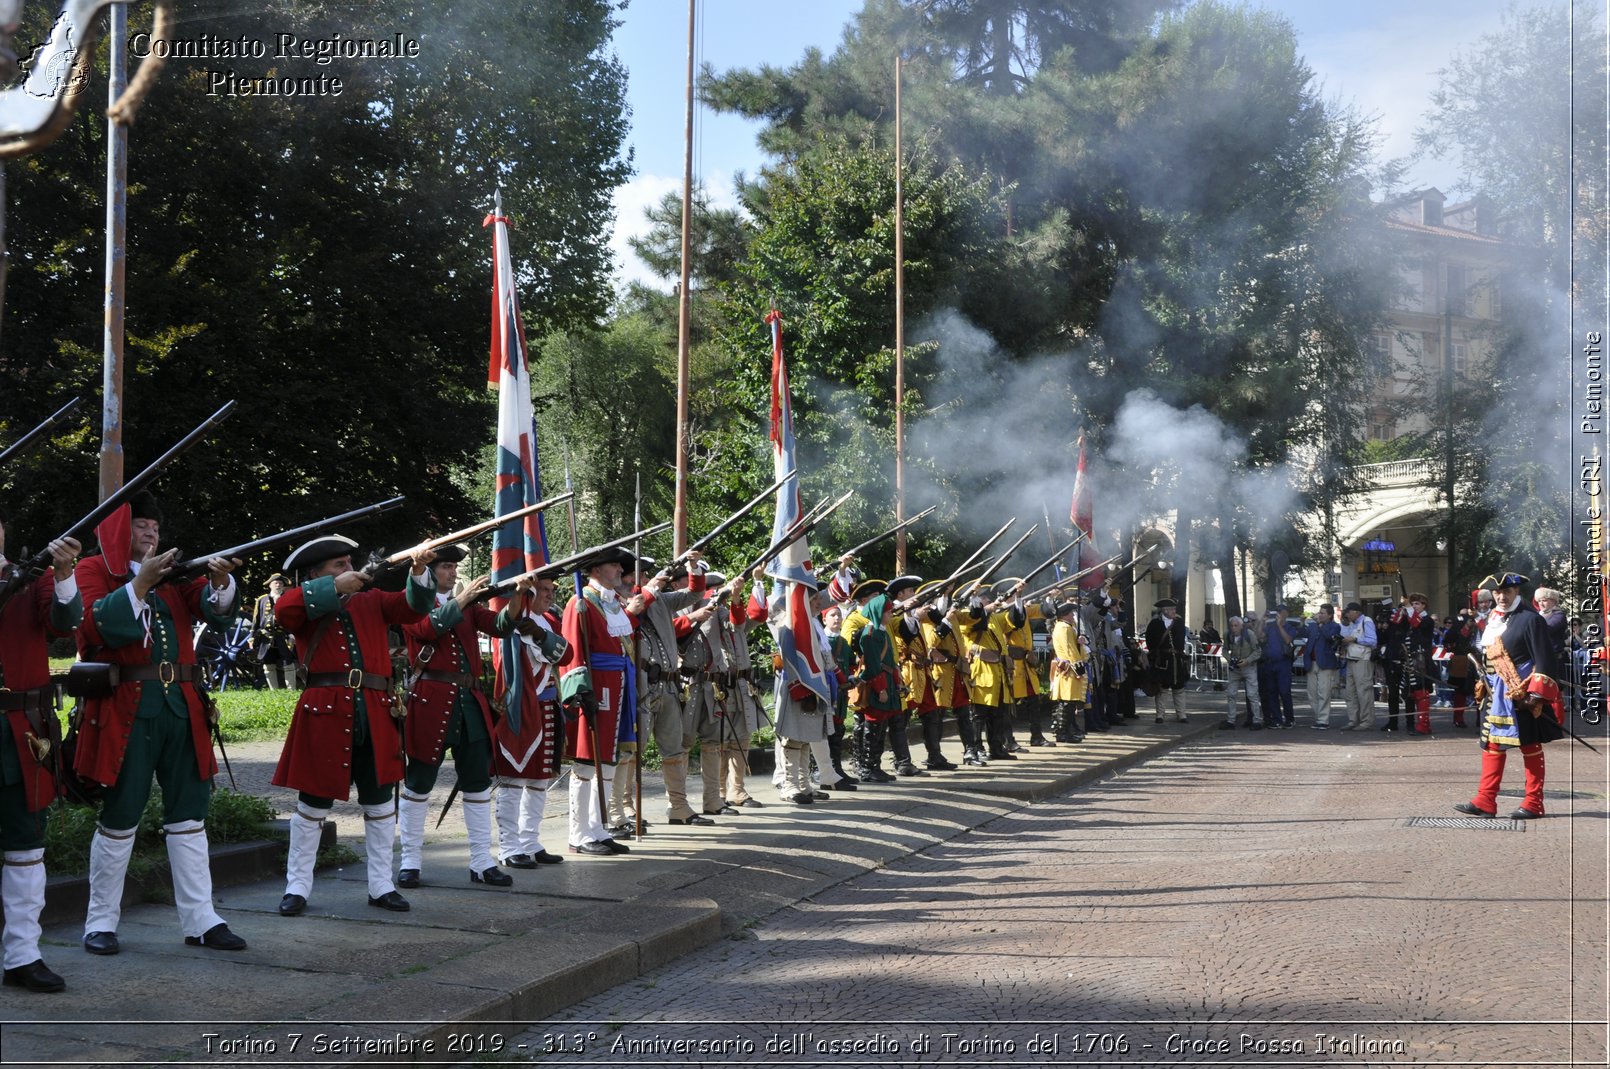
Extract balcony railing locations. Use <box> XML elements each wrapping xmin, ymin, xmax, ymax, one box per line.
<box><xmin>1354</xmin><ymin>457</ymin><xmax>1435</xmax><ymax>484</ymax></box>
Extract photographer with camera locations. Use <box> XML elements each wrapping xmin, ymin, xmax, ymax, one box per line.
<box><xmin>1304</xmin><ymin>604</ymin><xmax>1343</xmax><ymax>728</ymax></box>
<box><xmin>1337</xmin><ymin>602</ymin><xmax>1379</xmax><ymax>729</ymax></box>
<box><xmin>1216</xmin><ymin>615</ymin><xmax>1263</xmax><ymax>730</ymax></box>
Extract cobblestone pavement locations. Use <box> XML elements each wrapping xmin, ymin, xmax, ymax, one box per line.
<box><xmin>496</xmin><ymin>724</ymin><xmax>1608</xmax><ymax>1068</ymax></box>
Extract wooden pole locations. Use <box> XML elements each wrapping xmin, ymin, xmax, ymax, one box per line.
<box><xmin>893</xmin><ymin>51</ymin><xmax>907</xmax><ymax>574</ymax></box>
<box><xmin>672</xmin><ymin>0</ymin><xmax>696</xmax><ymax>555</ymax></box>
<box><xmin>99</xmin><ymin>5</ymin><xmax>129</xmax><ymax>502</ymax></box>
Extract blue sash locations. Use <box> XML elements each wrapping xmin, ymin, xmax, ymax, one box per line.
<box><xmin>591</xmin><ymin>652</ymin><xmax>638</xmax><ymax>745</ymax></box>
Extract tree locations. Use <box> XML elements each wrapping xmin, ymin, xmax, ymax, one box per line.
<box><xmin>0</xmin><ymin>0</ymin><xmax>631</xmax><ymax>564</ymax></box>
<box><xmin>1415</xmin><ymin>1</ymin><xmax>1605</xmax><ymax>585</ymax></box>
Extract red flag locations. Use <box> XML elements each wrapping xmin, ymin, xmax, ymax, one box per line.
<box><xmin>1070</xmin><ymin>435</ymin><xmax>1104</xmax><ymax>590</ymax></box>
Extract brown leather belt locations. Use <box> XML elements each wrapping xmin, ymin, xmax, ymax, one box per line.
<box><xmin>1007</xmin><ymin>647</ymin><xmax>1029</xmax><ymax>660</ymax></box>
<box><xmin>305</xmin><ymin>670</ymin><xmax>392</xmax><ymax>690</ymax></box>
<box><xmin>976</xmin><ymin>650</ymin><xmax>1003</xmax><ymax>664</ymax></box>
<box><xmin>0</xmin><ymin>686</ymin><xmax>53</xmax><ymax>712</ymax></box>
<box><xmin>122</xmin><ymin>662</ymin><xmax>202</xmax><ymax>685</ymax></box>
<box><xmin>418</xmin><ymin>669</ymin><xmax>476</xmax><ymax>689</ymax></box>
<box><xmin>644</xmin><ymin>664</ymin><xmax>674</xmax><ymax>685</ymax></box>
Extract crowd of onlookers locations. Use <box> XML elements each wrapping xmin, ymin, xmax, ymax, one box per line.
<box><xmin>1168</xmin><ymin>589</ymin><xmax>1599</xmax><ymax>731</ymax></box>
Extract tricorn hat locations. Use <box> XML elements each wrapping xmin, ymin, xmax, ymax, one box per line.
<box><xmin>267</xmin><ymin>572</ymin><xmax>287</xmax><ymax>585</ymax></box>
<box><xmin>850</xmin><ymin>578</ymin><xmax>887</xmax><ymax>601</ymax></box>
<box><xmin>886</xmin><ymin>574</ymin><xmax>922</xmax><ymax>600</ymax></box>
<box><xmin>1478</xmin><ymin>572</ymin><xmax>1529</xmax><ymax>591</ymax></box>
<box><xmin>1054</xmin><ymin>600</ymin><xmax>1078</xmax><ymax>617</ymax></box>
<box><xmin>580</xmin><ymin>546</ymin><xmax>636</xmax><ymax>572</ymax></box>
<box><xmin>432</xmin><ymin>543</ymin><xmax>471</xmax><ymax>564</ymax></box>
<box><xmin>991</xmin><ymin>577</ymin><xmax>1024</xmax><ymax>599</ymax></box>
<box><xmin>1154</xmin><ymin>598</ymin><xmax>1178</xmax><ymax>610</ymax></box>
<box><xmin>284</xmin><ymin>534</ymin><xmax>359</xmax><ymax>572</ymax></box>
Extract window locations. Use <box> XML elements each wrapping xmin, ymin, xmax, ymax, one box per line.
<box><xmin>1450</xmin><ymin>341</ymin><xmax>1469</xmax><ymax>375</ymax></box>
<box><xmin>1446</xmin><ymin>265</ymin><xmax>1468</xmax><ymax>315</ymax></box>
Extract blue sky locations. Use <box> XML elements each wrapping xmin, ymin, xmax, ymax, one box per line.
<box><xmin>607</xmin><ymin>0</ymin><xmax>1520</xmax><ymax>287</ymax></box>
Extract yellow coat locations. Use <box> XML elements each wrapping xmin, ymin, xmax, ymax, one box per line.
<box><xmin>1001</xmin><ymin>602</ymin><xmax>1045</xmax><ymax>699</ymax></box>
<box><xmin>961</xmin><ymin>609</ymin><xmax>1013</xmax><ymax>707</ymax></box>
<box><xmin>1049</xmin><ymin>619</ymin><xmax>1088</xmax><ymax>702</ymax></box>
<box><xmin>920</xmin><ymin>613</ymin><xmax>965</xmax><ymax>708</ymax></box>
<box><xmin>894</xmin><ymin>618</ymin><xmax>931</xmax><ymax>709</ymax></box>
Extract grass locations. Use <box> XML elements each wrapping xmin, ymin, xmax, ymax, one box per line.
<box><xmin>43</xmin><ymin>787</ymin><xmax>277</xmax><ymax>877</ymax></box>
<box><xmin>214</xmin><ymin>687</ymin><xmax>299</xmax><ymax>742</ymax></box>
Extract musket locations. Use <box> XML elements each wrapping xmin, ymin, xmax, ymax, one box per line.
<box><xmin>1017</xmin><ymin>533</ymin><xmax>1087</xmax><ymax>593</ymax></box>
<box><xmin>893</xmin><ymin>555</ymin><xmax>999</xmax><ymax>613</ymax></box>
<box><xmin>670</xmin><ymin>468</ymin><xmax>796</xmax><ymax>567</ymax></box>
<box><xmin>742</xmin><ymin>490</ymin><xmax>854</xmax><ymax>582</ymax></box>
<box><xmin>944</xmin><ymin>518</ymin><xmax>1016</xmax><ymax>588</ymax></box>
<box><xmin>1022</xmin><ymin>551</ymin><xmax>1125</xmax><ymax>603</ymax></box>
<box><xmin>0</xmin><ymin>401</ymin><xmax>237</xmax><ymax>614</ymax></box>
<box><xmin>478</xmin><ymin>522</ymin><xmax>674</xmax><ymax>601</ymax></box>
<box><xmin>956</xmin><ymin>523</ymin><xmax>1040</xmax><ymax>602</ymax></box>
<box><xmin>164</xmin><ymin>497</ymin><xmax>407</xmax><ymax>584</ymax></box>
<box><xmin>0</xmin><ymin>396</ymin><xmax>81</xmax><ymax>467</ymax></box>
<box><xmin>841</xmin><ymin>505</ymin><xmax>937</xmax><ymax>559</ymax></box>
<box><xmin>360</xmin><ymin>492</ymin><xmax>574</xmax><ymax>582</ymax></box>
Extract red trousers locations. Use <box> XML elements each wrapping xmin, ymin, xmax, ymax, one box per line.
<box><xmin>1471</xmin><ymin>744</ymin><xmax>1545</xmax><ymax>815</ymax></box>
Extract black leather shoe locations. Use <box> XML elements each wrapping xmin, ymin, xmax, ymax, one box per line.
<box><xmin>987</xmin><ymin>750</ymin><xmax>1018</xmax><ymax>761</ymax></box>
<box><xmin>811</xmin><ymin>790</ymin><xmax>829</xmax><ymax>800</ymax></box>
<box><xmin>734</xmin><ymin>798</ymin><xmax>764</xmax><ymax>808</ymax></box>
<box><xmin>1509</xmin><ymin>807</ymin><xmax>1543</xmax><ymax>820</ymax></box>
<box><xmin>704</xmin><ymin>804</ymin><xmax>739</xmax><ymax>816</ymax></box>
<box><xmin>278</xmin><ymin>893</ymin><xmax>307</xmax><ymax>916</ymax></box>
<box><xmin>185</xmin><ymin>922</ymin><xmax>247</xmax><ymax>951</ymax></box>
<box><xmin>833</xmin><ymin>771</ymin><xmax>860</xmax><ymax>784</ymax></box>
<box><xmin>368</xmin><ymin>891</ymin><xmax>411</xmax><ymax>912</ymax></box>
<box><xmin>820</xmin><ymin>779</ymin><xmax>857</xmax><ymax>791</ymax></box>
<box><xmin>471</xmin><ymin>866</ymin><xmax>513</xmax><ymax>886</ymax></box>
<box><xmin>863</xmin><ymin>767</ymin><xmax>896</xmax><ymax>783</ymax></box>
<box><xmin>895</xmin><ymin>763</ymin><xmax>929</xmax><ymax>777</ymax></box>
<box><xmin>924</xmin><ymin>758</ymin><xmax>957</xmax><ymax>771</ymax></box>
<box><xmin>601</xmin><ymin>838</ymin><xmax>631</xmax><ymax>855</ymax></box>
<box><xmin>501</xmin><ymin>854</ymin><xmax>538</xmax><ymax>869</ymax></box>
<box><xmin>667</xmin><ymin>813</ymin><xmax>715</xmax><ymax>826</ymax></box>
<box><xmin>1453</xmin><ymin>802</ymin><xmax>1497</xmax><ymax>818</ymax></box>
<box><xmin>3</xmin><ymin>959</ymin><xmax>65</xmax><ymax>992</ymax></box>
<box><xmin>532</xmin><ymin>849</ymin><xmax>564</xmax><ymax>864</ymax></box>
<box><xmin>789</xmin><ymin>791</ymin><xmax>815</xmax><ymax>805</ymax></box>
<box><xmin>569</xmin><ymin>841</ymin><xmax>613</xmax><ymax>856</ymax></box>
<box><xmin>396</xmin><ymin>868</ymin><xmax>421</xmax><ymax>889</ymax></box>
<box><xmin>82</xmin><ymin>931</ymin><xmax>119</xmax><ymax>956</ymax></box>
<box><xmin>1030</xmin><ymin>735</ymin><xmax>1052</xmax><ymax>746</ymax></box>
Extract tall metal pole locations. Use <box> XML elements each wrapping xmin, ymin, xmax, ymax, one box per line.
<box><xmin>893</xmin><ymin>52</ymin><xmax>907</xmax><ymax>574</ymax></box>
<box><xmin>1443</xmin><ymin>290</ymin><xmax>1456</xmax><ymax>607</ymax></box>
<box><xmin>672</xmin><ymin>0</ymin><xmax>696</xmax><ymax>555</ymax></box>
<box><xmin>99</xmin><ymin>5</ymin><xmax>129</xmax><ymax>502</ymax></box>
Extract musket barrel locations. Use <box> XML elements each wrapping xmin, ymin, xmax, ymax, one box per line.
<box><xmin>167</xmin><ymin>496</ymin><xmax>406</xmax><ymax>581</ymax></box>
<box><xmin>944</xmin><ymin>519</ymin><xmax>1015</xmax><ymax>586</ymax></box>
<box><xmin>843</xmin><ymin>504</ymin><xmax>936</xmax><ymax>558</ymax></box>
<box><xmin>382</xmin><ymin>491</ymin><xmax>575</xmax><ymax>565</ymax></box>
<box><xmin>679</xmin><ymin>467</ymin><xmax>797</xmax><ymax>560</ymax></box>
<box><xmin>0</xmin><ymin>396</ymin><xmax>82</xmax><ymax>467</ymax></box>
<box><xmin>956</xmin><ymin>523</ymin><xmax>1039</xmax><ymax>601</ymax></box>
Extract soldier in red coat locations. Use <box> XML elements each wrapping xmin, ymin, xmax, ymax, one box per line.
<box><xmin>0</xmin><ymin>517</ymin><xmax>80</xmax><ymax>991</ymax></box>
<box><xmin>74</xmin><ymin>492</ymin><xmax>246</xmax><ymax>957</ymax></box>
<box><xmin>396</xmin><ymin>544</ymin><xmax>528</xmax><ymax>890</ymax></box>
<box><xmin>492</xmin><ymin>575</ymin><xmax>569</xmax><ymax>868</ymax></box>
<box><xmin>272</xmin><ymin>535</ymin><xmax>435</xmax><ymax>917</ymax></box>
<box><xmin>557</xmin><ymin>547</ymin><xmax>637</xmax><ymax>856</ymax></box>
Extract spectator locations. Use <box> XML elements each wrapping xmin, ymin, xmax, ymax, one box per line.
<box><xmin>1305</xmin><ymin>604</ymin><xmax>1342</xmax><ymax>728</ymax></box>
<box><xmin>1216</xmin><ymin>615</ymin><xmax>1262</xmax><ymax>731</ymax></box>
<box><xmin>1337</xmin><ymin>602</ymin><xmax>1378</xmax><ymax>730</ymax></box>
<box><xmin>1258</xmin><ymin>605</ymin><xmax>1302</xmax><ymax>728</ymax></box>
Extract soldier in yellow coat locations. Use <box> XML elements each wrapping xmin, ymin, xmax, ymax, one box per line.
<box><xmin>958</xmin><ymin>590</ymin><xmax>1017</xmax><ymax>762</ymax></box>
<box><xmin>992</xmin><ymin>578</ymin><xmax>1053</xmax><ymax>748</ymax></box>
<box><xmin>917</xmin><ymin>582</ymin><xmax>983</xmax><ymax>766</ymax></box>
<box><xmin>1048</xmin><ymin>600</ymin><xmax>1089</xmax><ymax>743</ymax></box>
<box><xmin>883</xmin><ymin>575</ymin><xmax>929</xmax><ymax>777</ymax></box>
<box><xmin>839</xmin><ymin>578</ymin><xmax>883</xmax><ymax>779</ymax></box>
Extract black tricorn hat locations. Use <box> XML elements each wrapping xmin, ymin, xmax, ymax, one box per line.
<box><xmin>1479</xmin><ymin>572</ymin><xmax>1530</xmax><ymax>590</ymax></box>
<box><xmin>1154</xmin><ymin>598</ymin><xmax>1178</xmax><ymax>609</ymax></box>
<box><xmin>432</xmin><ymin>543</ymin><xmax>471</xmax><ymax>564</ymax></box>
<box><xmin>886</xmin><ymin>574</ymin><xmax>922</xmax><ymax>599</ymax></box>
<box><xmin>284</xmin><ymin>534</ymin><xmax>359</xmax><ymax>572</ymax></box>
<box><xmin>850</xmin><ymin>578</ymin><xmax>887</xmax><ymax>601</ymax></box>
<box><xmin>580</xmin><ymin>546</ymin><xmax>636</xmax><ymax>572</ymax></box>
<box><xmin>1054</xmin><ymin>600</ymin><xmax>1079</xmax><ymax>617</ymax></box>
<box><xmin>991</xmin><ymin>577</ymin><xmax>1023</xmax><ymax>599</ymax></box>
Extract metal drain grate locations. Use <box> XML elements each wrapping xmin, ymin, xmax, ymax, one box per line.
<box><xmin>1407</xmin><ymin>816</ymin><xmax>1527</xmax><ymax>831</ymax></box>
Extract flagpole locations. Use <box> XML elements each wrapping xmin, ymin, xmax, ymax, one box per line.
<box><xmin>99</xmin><ymin>4</ymin><xmax>129</xmax><ymax>502</ymax></box>
<box><xmin>672</xmin><ymin>0</ymin><xmax>696</xmax><ymax>556</ymax></box>
<box><xmin>893</xmin><ymin>49</ymin><xmax>907</xmax><ymax>574</ymax></box>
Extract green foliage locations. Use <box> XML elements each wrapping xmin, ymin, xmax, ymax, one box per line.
<box><xmin>0</xmin><ymin>0</ymin><xmax>631</xmax><ymax>575</ymax></box>
<box><xmin>214</xmin><ymin>688</ymin><xmax>300</xmax><ymax>743</ymax></box>
<box><xmin>44</xmin><ymin>787</ymin><xmax>277</xmax><ymax>877</ymax></box>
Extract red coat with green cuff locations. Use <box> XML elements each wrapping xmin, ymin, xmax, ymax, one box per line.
<box><xmin>402</xmin><ymin>596</ymin><xmax>516</xmax><ymax>765</ymax></box>
<box><xmin>0</xmin><ymin>569</ymin><xmax>81</xmax><ymax>809</ymax></box>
